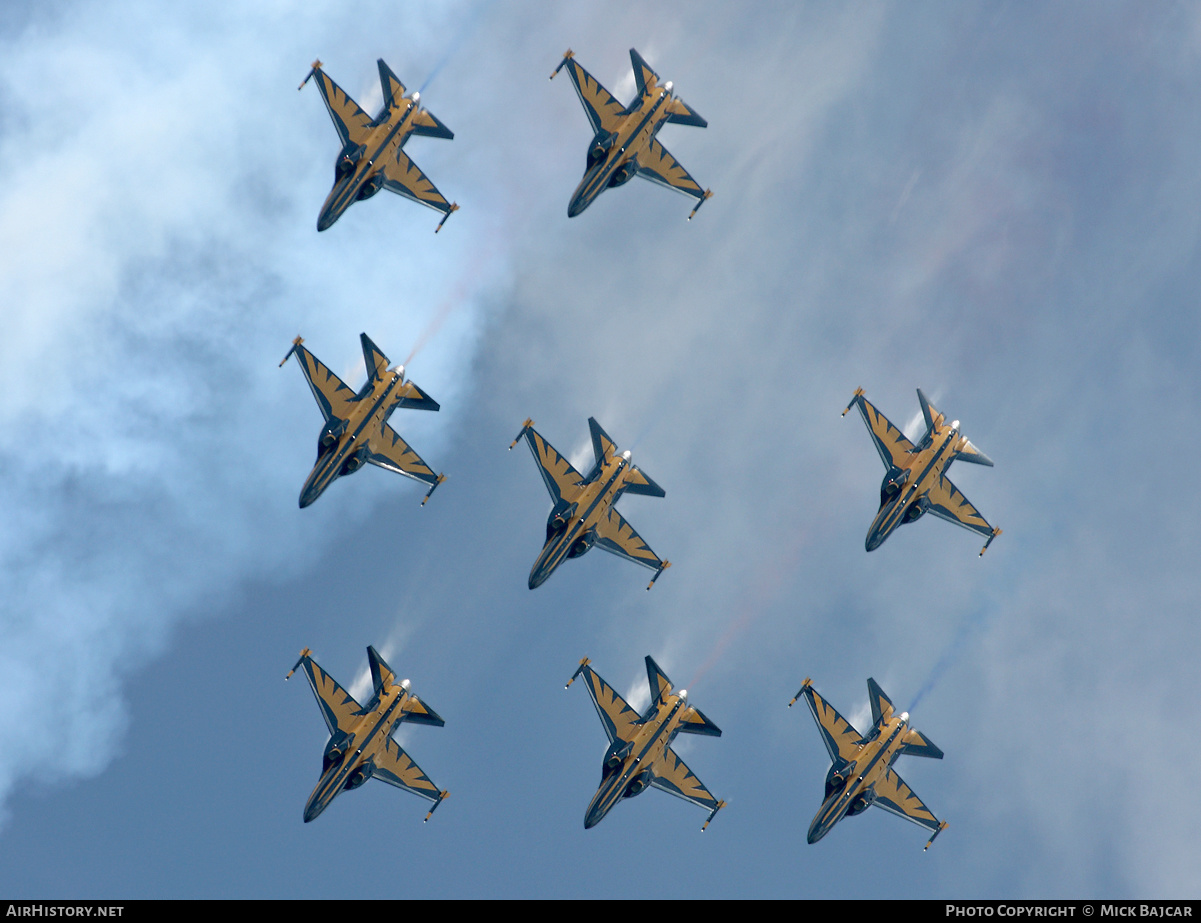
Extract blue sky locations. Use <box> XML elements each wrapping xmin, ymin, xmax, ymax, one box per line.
<box><xmin>2</xmin><ymin>0</ymin><xmax>1200</xmax><ymax>898</ymax></box>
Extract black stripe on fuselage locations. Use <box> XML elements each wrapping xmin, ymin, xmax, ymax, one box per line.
<box><xmin>575</xmin><ymin>91</ymin><xmax>671</xmax><ymax>206</ymax></box>
<box><xmin>324</xmin><ymin>106</ymin><xmax>415</xmax><ymax>220</ymax></box>
<box><xmin>873</xmin><ymin>431</ymin><xmax>955</xmax><ymax>539</ymax></box>
<box><xmin>306</xmin><ymin>376</ymin><xmax>402</xmax><ymax>496</ymax></box>
<box><xmin>813</xmin><ymin>721</ymin><xmax>904</xmax><ymax>834</ymax></box>
<box><xmin>588</xmin><ymin>697</ymin><xmax>683</xmax><ymax>821</ymax></box>
<box><xmin>535</xmin><ymin>460</ymin><xmax>628</xmax><ymax>576</ymax></box>
<box><xmin>309</xmin><ymin>689</ymin><xmax>409</xmax><ymax>812</ymax></box>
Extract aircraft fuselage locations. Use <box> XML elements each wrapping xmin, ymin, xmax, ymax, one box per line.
<box><xmin>318</xmin><ymin>99</ymin><xmax>418</xmax><ymax>231</ymax></box>
<box><xmin>806</xmin><ymin>713</ymin><xmax>909</xmax><ymax>844</ymax></box>
<box><xmin>528</xmin><ymin>454</ymin><xmax>634</xmax><ymax>588</ymax></box>
<box><xmin>568</xmin><ymin>83</ymin><xmax>675</xmax><ymax>217</ymax></box>
<box><xmin>303</xmin><ymin>682</ymin><xmax>415</xmax><ymax>822</ymax></box>
<box><xmin>584</xmin><ymin>691</ymin><xmax>689</xmax><ymax>828</ymax></box>
<box><xmin>866</xmin><ymin>420</ymin><xmax>967</xmax><ymax>551</ymax></box>
<box><xmin>299</xmin><ymin>370</ymin><xmax>406</xmax><ymax>507</ymax></box>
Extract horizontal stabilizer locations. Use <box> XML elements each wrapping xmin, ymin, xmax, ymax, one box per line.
<box><xmin>899</xmin><ymin>727</ymin><xmax>944</xmax><ymax>760</ymax></box>
<box><xmin>665</xmin><ymin>95</ymin><xmax>707</xmax><ymax>128</ymax></box>
<box><xmin>411</xmin><ymin>107</ymin><xmax>455</xmax><ymax>140</ymax></box>
<box><xmin>678</xmin><ymin>705</ymin><xmax>722</xmax><ymax>737</ymax></box>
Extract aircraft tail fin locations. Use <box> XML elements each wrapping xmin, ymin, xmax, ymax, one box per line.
<box><xmin>377</xmin><ymin>59</ymin><xmax>407</xmax><ymax>110</ymax></box>
<box><xmin>645</xmin><ymin>655</ymin><xmax>674</xmax><ymax>705</ymax></box>
<box><xmin>589</xmin><ymin>417</ymin><xmax>619</xmax><ymax>467</ymax></box>
<box><xmin>629</xmin><ymin>48</ymin><xmax>659</xmax><ymax>96</ymax></box>
<box><xmin>867</xmin><ymin>677</ymin><xmax>895</xmax><ymax>726</ymax></box>
<box><xmin>367</xmin><ymin>645</ymin><xmax>396</xmax><ymax>696</ymax></box>
<box><xmin>917</xmin><ymin>389</ymin><xmax>944</xmax><ymax>436</ymax></box>
<box><xmin>899</xmin><ymin>727</ymin><xmax>944</xmax><ymax>760</ymax></box>
<box><xmin>360</xmin><ymin>333</ymin><xmax>390</xmax><ymax>383</ymax></box>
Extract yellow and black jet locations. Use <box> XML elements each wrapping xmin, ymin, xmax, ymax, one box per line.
<box><xmin>286</xmin><ymin>646</ymin><xmax>448</xmax><ymax>823</ymax></box>
<box><xmin>550</xmin><ymin>48</ymin><xmax>711</xmax><ymax>219</ymax></box>
<box><xmin>790</xmin><ymin>677</ymin><xmax>947</xmax><ymax>850</ymax></box>
<box><xmin>510</xmin><ymin>417</ymin><xmax>670</xmax><ymax>590</ymax></box>
<box><xmin>844</xmin><ymin>388</ymin><xmax>1001</xmax><ymax>554</ymax></box>
<box><xmin>281</xmin><ymin>333</ymin><xmax>444</xmax><ymax>508</ymax></box>
<box><xmin>299</xmin><ymin>58</ymin><xmax>458</xmax><ymax>232</ymax></box>
<box><xmin>566</xmin><ymin>656</ymin><xmax>725</xmax><ymax>830</ymax></box>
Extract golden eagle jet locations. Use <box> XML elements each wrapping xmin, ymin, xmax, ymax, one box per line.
<box><xmin>566</xmin><ymin>656</ymin><xmax>725</xmax><ymax>830</ymax></box>
<box><xmin>300</xmin><ymin>58</ymin><xmax>458</xmax><ymax>232</ymax></box>
<box><xmin>510</xmin><ymin>417</ymin><xmax>670</xmax><ymax>590</ymax></box>
<box><xmin>550</xmin><ymin>48</ymin><xmax>711</xmax><ymax>219</ymax></box>
<box><xmin>286</xmin><ymin>646</ymin><xmax>448</xmax><ymax>823</ymax></box>
<box><xmin>844</xmin><ymin>388</ymin><xmax>1001</xmax><ymax>554</ymax></box>
<box><xmin>790</xmin><ymin>677</ymin><xmax>947</xmax><ymax>849</ymax></box>
<box><xmin>280</xmin><ymin>333</ymin><xmax>445</xmax><ymax>508</ymax></box>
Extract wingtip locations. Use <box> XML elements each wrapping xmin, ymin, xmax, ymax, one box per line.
<box><xmin>842</xmin><ymin>387</ymin><xmax>864</xmax><ymax>416</ymax></box>
<box><xmin>550</xmin><ymin>48</ymin><xmax>574</xmax><ymax>79</ymax></box>
<box><xmin>687</xmin><ymin>189</ymin><xmax>713</xmax><ymax>221</ymax></box>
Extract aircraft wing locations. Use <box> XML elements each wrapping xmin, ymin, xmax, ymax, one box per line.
<box><xmin>797</xmin><ymin>680</ymin><xmax>863</xmax><ymax>766</ymax></box>
<box><xmin>556</xmin><ymin>54</ymin><xmax>626</xmax><ymax>134</ymax></box>
<box><xmin>636</xmin><ymin>139</ymin><xmax>706</xmax><ymax>201</ymax></box>
<box><xmin>519</xmin><ymin>425</ymin><xmax>586</xmax><ymax>506</ymax></box>
<box><xmin>380</xmin><ymin>149</ymin><xmax>454</xmax><ymax>216</ymax></box>
<box><xmin>574</xmin><ymin>661</ymin><xmax>641</xmax><ymax>745</ymax></box>
<box><xmin>871</xmin><ymin>766</ymin><xmax>943</xmax><ymax>834</ymax></box>
<box><xmin>290</xmin><ymin>342</ymin><xmax>358</xmax><ymax>425</ymax></box>
<box><xmin>373</xmin><ymin>736</ymin><xmax>443</xmax><ymax>804</ymax></box>
<box><xmin>650</xmin><ymin>747</ymin><xmax>722</xmax><ymax>813</ymax></box>
<box><xmin>365</xmin><ymin>423</ymin><xmax>440</xmax><ymax>487</ymax></box>
<box><xmin>307</xmin><ymin>65</ymin><xmax>374</xmax><ymax>149</ymax></box>
<box><xmin>295</xmin><ymin>655</ymin><xmax>364</xmax><ymax>736</ymax></box>
<box><xmin>592</xmin><ymin>505</ymin><xmax>664</xmax><ymax>572</ymax></box>
<box><xmin>846</xmin><ymin>390</ymin><xmax>916</xmax><ymax>469</ymax></box>
<box><xmin>924</xmin><ymin>474</ymin><xmax>994</xmax><ymax>538</ymax></box>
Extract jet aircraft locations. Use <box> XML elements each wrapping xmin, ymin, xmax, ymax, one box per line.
<box><xmin>550</xmin><ymin>48</ymin><xmax>711</xmax><ymax>219</ymax></box>
<box><xmin>843</xmin><ymin>387</ymin><xmax>1001</xmax><ymax>554</ymax></box>
<box><xmin>510</xmin><ymin>417</ymin><xmax>670</xmax><ymax>589</ymax></box>
<box><xmin>300</xmin><ymin>58</ymin><xmax>458</xmax><ymax>232</ymax></box>
<box><xmin>286</xmin><ymin>646</ymin><xmax>448</xmax><ymax>823</ymax></box>
<box><xmin>280</xmin><ymin>333</ymin><xmax>445</xmax><ymax>508</ymax></box>
<box><xmin>566</xmin><ymin>655</ymin><xmax>725</xmax><ymax>830</ymax></box>
<box><xmin>790</xmin><ymin>677</ymin><xmax>947</xmax><ymax>849</ymax></box>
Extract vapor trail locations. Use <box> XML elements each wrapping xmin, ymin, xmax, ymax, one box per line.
<box><xmin>418</xmin><ymin>0</ymin><xmax>495</xmax><ymax>94</ymax></box>
<box><xmin>908</xmin><ymin>600</ymin><xmax>993</xmax><ymax>712</ymax></box>
<box><xmin>686</xmin><ymin>529</ymin><xmax>810</xmax><ymax>691</ymax></box>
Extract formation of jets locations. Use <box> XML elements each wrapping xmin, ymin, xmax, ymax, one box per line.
<box><xmin>269</xmin><ymin>47</ymin><xmax>997</xmax><ymax>848</ymax></box>
<box><xmin>510</xmin><ymin>417</ymin><xmax>670</xmax><ymax>590</ymax></box>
